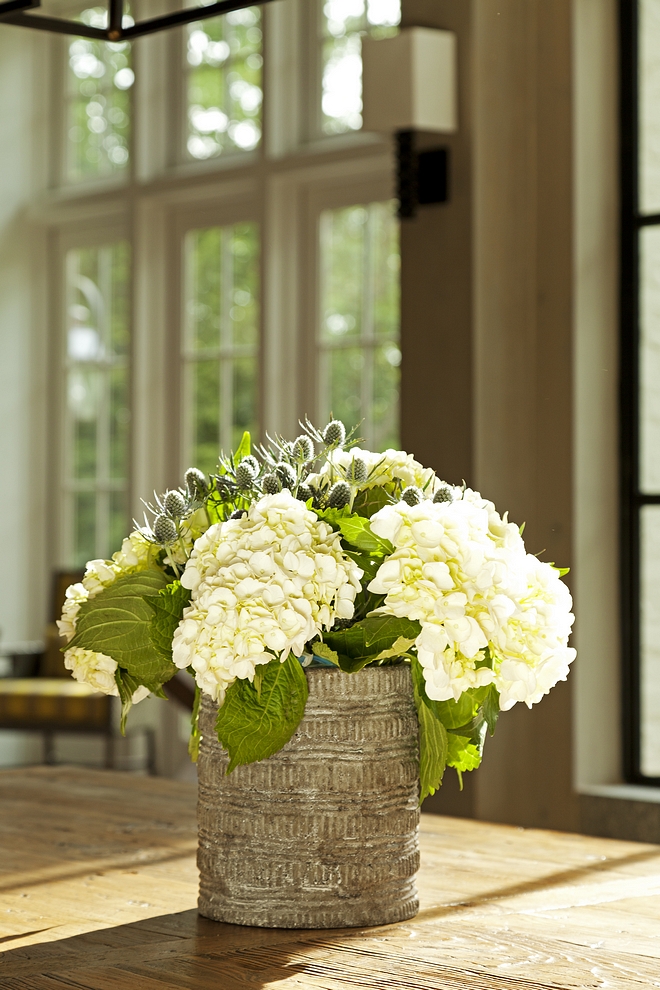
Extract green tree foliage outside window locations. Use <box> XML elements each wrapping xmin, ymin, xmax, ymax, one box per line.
<box><xmin>319</xmin><ymin>201</ymin><xmax>400</xmax><ymax>451</ymax></box>
<box><xmin>321</xmin><ymin>0</ymin><xmax>400</xmax><ymax>135</ymax></box>
<box><xmin>66</xmin><ymin>8</ymin><xmax>133</xmax><ymax>182</ymax></box>
<box><xmin>183</xmin><ymin>223</ymin><xmax>260</xmax><ymax>474</ymax></box>
<box><xmin>65</xmin><ymin>242</ymin><xmax>131</xmax><ymax>566</ymax></box>
<box><xmin>186</xmin><ymin>7</ymin><xmax>263</xmax><ymax>160</ymax></box>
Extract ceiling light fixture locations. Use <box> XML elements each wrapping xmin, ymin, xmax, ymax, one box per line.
<box><xmin>0</xmin><ymin>0</ymin><xmax>275</xmax><ymax>40</ymax></box>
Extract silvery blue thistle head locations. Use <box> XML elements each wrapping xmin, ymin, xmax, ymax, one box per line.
<box><xmin>327</xmin><ymin>480</ymin><xmax>351</xmax><ymax>509</ymax></box>
<box><xmin>153</xmin><ymin>514</ymin><xmax>178</xmax><ymax>545</ymax></box>
<box><xmin>297</xmin><ymin>483</ymin><xmax>313</xmax><ymax>503</ymax></box>
<box><xmin>275</xmin><ymin>462</ymin><xmax>297</xmax><ymax>490</ymax></box>
<box><xmin>185</xmin><ymin>467</ymin><xmax>206</xmax><ymax>498</ymax></box>
<box><xmin>240</xmin><ymin>455</ymin><xmax>260</xmax><ymax>476</ymax></box>
<box><xmin>261</xmin><ymin>473</ymin><xmax>281</xmax><ymax>495</ymax></box>
<box><xmin>433</xmin><ymin>486</ymin><xmax>453</xmax><ymax>504</ymax></box>
<box><xmin>323</xmin><ymin>419</ymin><xmax>346</xmax><ymax>448</ymax></box>
<box><xmin>401</xmin><ymin>486</ymin><xmax>423</xmax><ymax>506</ymax></box>
<box><xmin>292</xmin><ymin>435</ymin><xmax>314</xmax><ymax>463</ymax></box>
<box><xmin>164</xmin><ymin>489</ymin><xmax>186</xmax><ymax>518</ymax></box>
<box><xmin>347</xmin><ymin>456</ymin><xmax>368</xmax><ymax>484</ymax></box>
<box><xmin>235</xmin><ymin>461</ymin><xmax>257</xmax><ymax>491</ymax></box>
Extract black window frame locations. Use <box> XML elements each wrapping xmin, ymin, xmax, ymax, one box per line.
<box><xmin>620</xmin><ymin>0</ymin><xmax>660</xmax><ymax>784</ymax></box>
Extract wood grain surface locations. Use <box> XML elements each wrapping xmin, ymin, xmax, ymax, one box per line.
<box><xmin>1</xmin><ymin>766</ymin><xmax>660</xmax><ymax>988</ymax></box>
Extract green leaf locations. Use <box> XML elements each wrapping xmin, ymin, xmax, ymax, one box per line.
<box><xmin>352</xmin><ymin>486</ymin><xmax>391</xmax><ymax>518</ymax></box>
<box><xmin>68</xmin><ymin>570</ymin><xmax>176</xmax><ymax>685</ymax></box>
<box><xmin>235</xmin><ymin>431</ymin><xmax>251</xmax><ymax>462</ymax></box>
<box><xmin>447</xmin><ymin>733</ymin><xmax>482</xmax><ymax>773</ymax></box>
<box><xmin>115</xmin><ymin>669</ymin><xmax>142</xmax><ymax>736</ymax></box>
<box><xmin>323</xmin><ymin>615</ymin><xmax>421</xmax><ymax>671</ymax></box>
<box><xmin>411</xmin><ymin>657</ymin><xmax>448</xmax><ymax>802</ymax></box>
<box><xmin>371</xmin><ymin>635</ymin><xmax>417</xmax><ymax>663</ymax></box>
<box><xmin>215</xmin><ymin>652</ymin><xmax>309</xmax><ymax>772</ymax></box>
<box><xmin>319</xmin><ymin>509</ymin><xmax>393</xmax><ymax>556</ymax></box>
<box><xmin>312</xmin><ymin>641</ymin><xmax>340</xmax><ymax>666</ymax></box>
<box><xmin>477</xmin><ymin>683</ymin><xmax>500</xmax><ymax>735</ymax></box>
<box><xmin>422</xmin><ymin>691</ymin><xmax>478</xmax><ymax>730</ymax></box>
<box><xmin>145</xmin><ymin>580</ymin><xmax>191</xmax><ymax>663</ymax></box>
<box><xmin>556</xmin><ymin>566</ymin><xmax>570</xmax><ymax>577</ymax></box>
<box><xmin>188</xmin><ymin>682</ymin><xmax>202</xmax><ymax>763</ymax></box>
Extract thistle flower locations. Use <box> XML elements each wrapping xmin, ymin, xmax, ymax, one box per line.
<box><xmin>261</xmin><ymin>473</ymin><xmax>281</xmax><ymax>495</ymax></box>
<box><xmin>241</xmin><ymin>455</ymin><xmax>260</xmax><ymax>476</ymax></box>
<box><xmin>347</xmin><ymin>456</ymin><xmax>368</xmax><ymax>484</ymax></box>
<box><xmin>164</xmin><ymin>489</ymin><xmax>187</xmax><ymax>518</ymax></box>
<box><xmin>235</xmin><ymin>462</ymin><xmax>257</xmax><ymax>491</ymax></box>
<box><xmin>433</xmin><ymin>486</ymin><xmax>453</xmax><ymax>504</ymax></box>
<box><xmin>327</xmin><ymin>480</ymin><xmax>351</xmax><ymax>509</ymax></box>
<box><xmin>401</xmin><ymin>486</ymin><xmax>422</xmax><ymax>506</ymax></box>
<box><xmin>275</xmin><ymin>462</ymin><xmax>297</xmax><ymax>490</ymax></box>
<box><xmin>154</xmin><ymin>514</ymin><xmax>178</xmax><ymax>545</ymax></box>
<box><xmin>323</xmin><ymin>419</ymin><xmax>346</xmax><ymax>448</ymax></box>
<box><xmin>185</xmin><ymin>467</ymin><xmax>207</xmax><ymax>498</ymax></box>
<box><xmin>297</xmin><ymin>483</ymin><xmax>313</xmax><ymax>503</ymax></box>
<box><xmin>292</xmin><ymin>435</ymin><xmax>314</xmax><ymax>463</ymax></box>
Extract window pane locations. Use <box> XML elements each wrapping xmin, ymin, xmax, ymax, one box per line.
<box><xmin>66</xmin><ymin>9</ymin><xmax>133</xmax><ymax>182</ymax></box>
<box><xmin>640</xmin><ymin>226</ymin><xmax>660</xmax><ymax>491</ymax></box>
<box><xmin>186</xmin><ymin>7</ymin><xmax>263</xmax><ymax>161</ymax></box>
<box><xmin>318</xmin><ymin>200</ymin><xmax>400</xmax><ymax>449</ymax></box>
<box><xmin>64</xmin><ymin>242</ymin><xmax>131</xmax><ymax>566</ymax></box>
<box><xmin>183</xmin><ymin>223</ymin><xmax>259</xmax><ymax>474</ymax></box>
<box><xmin>640</xmin><ymin>0</ymin><xmax>660</xmax><ymax>215</ymax></box>
<box><xmin>640</xmin><ymin>506</ymin><xmax>660</xmax><ymax>775</ymax></box>
<box><xmin>321</xmin><ymin>0</ymin><xmax>400</xmax><ymax>135</ymax></box>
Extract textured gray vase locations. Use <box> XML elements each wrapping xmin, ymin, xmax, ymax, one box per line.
<box><xmin>197</xmin><ymin>664</ymin><xmax>420</xmax><ymax>929</ymax></box>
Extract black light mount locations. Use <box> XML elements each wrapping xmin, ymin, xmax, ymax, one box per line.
<box><xmin>0</xmin><ymin>0</ymin><xmax>276</xmax><ymax>40</ymax></box>
<box><xmin>396</xmin><ymin>130</ymin><xmax>449</xmax><ymax>220</ymax></box>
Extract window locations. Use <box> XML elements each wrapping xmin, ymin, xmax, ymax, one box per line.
<box><xmin>622</xmin><ymin>0</ymin><xmax>660</xmax><ymax>781</ymax></box>
<box><xmin>185</xmin><ymin>7</ymin><xmax>263</xmax><ymax>161</ymax></box>
<box><xmin>318</xmin><ymin>200</ymin><xmax>400</xmax><ymax>449</ymax></box>
<box><xmin>65</xmin><ymin>8</ymin><xmax>133</xmax><ymax>182</ymax></box>
<box><xmin>182</xmin><ymin>223</ymin><xmax>260</xmax><ymax>474</ymax></box>
<box><xmin>62</xmin><ymin>241</ymin><xmax>131</xmax><ymax>565</ymax></box>
<box><xmin>319</xmin><ymin>0</ymin><xmax>400</xmax><ymax>135</ymax></box>
<box><xmin>53</xmin><ymin>4</ymin><xmax>399</xmax><ymax>572</ymax></box>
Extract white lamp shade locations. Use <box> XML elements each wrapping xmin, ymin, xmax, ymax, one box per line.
<box><xmin>362</xmin><ymin>27</ymin><xmax>457</xmax><ymax>134</ymax></box>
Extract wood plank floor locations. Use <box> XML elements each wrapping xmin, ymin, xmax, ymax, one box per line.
<box><xmin>2</xmin><ymin>766</ymin><xmax>660</xmax><ymax>988</ymax></box>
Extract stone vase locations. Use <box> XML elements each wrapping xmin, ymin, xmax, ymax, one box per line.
<box><xmin>196</xmin><ymin>664</ymin><xmax>420</xmax><ymax>929</ymax></box>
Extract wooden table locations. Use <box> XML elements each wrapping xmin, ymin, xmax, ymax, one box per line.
<box><xmin>2</xmin><ymin>768</ymin><xmax>660</xmax><ymax>989</ymax></box>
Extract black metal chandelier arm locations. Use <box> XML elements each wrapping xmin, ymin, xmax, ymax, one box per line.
<box><xmin>0</xmin><ymin>0</ymin><xmax>277</xmax><ymax>40</ymax></box>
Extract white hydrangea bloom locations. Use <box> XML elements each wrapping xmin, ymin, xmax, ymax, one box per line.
<box><xmin>173</xmin><ymin>491</ymin><xmax>363</xmax><ymax>703</ymax></box>
<box><xmin>58</xmin><ymin>530</ymin><xmax>154</xmax><ymax>699</ymax></box>
<box><xmin>308</xmin><ymin>447</ymin><xmax>444</xmax><ymax>494</ymax></box>
<box><xmin>368</xmin><ymin>494</ymin><xmax>576</xmax><ymax>710</ymax></box>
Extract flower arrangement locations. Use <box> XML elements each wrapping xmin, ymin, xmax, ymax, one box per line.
<box><xmin>58</xmin><ymin>420</ymin><xmax>576</xmax><ymax>799</ymax></box>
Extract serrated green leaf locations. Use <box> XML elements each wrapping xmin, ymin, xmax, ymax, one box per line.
<box><xmin>235</xmin><ymin>431</ymin><xmax>251</xmax><ymax>461</ymax></box>
<box><xmin>115</xmin><ymin>669</ymin><xmax>142</xmax><ymax>736</ymax></box>
<box><xmin>215</xmin><ymin>653</ymin><xmax>309</xmax><ymax>772</ymax></box>
<box><xmin>352</xmin><ymin>486</ymin><xmax>391</xmax><ymax>518</ymax></box>
<box><xmin>145</xmin><ymin>580</ymin><xmax>191</xmax><ymax>663</ymax></box>
<box><xmin>411</xmin><ymin>657</ymin><xmax>448</xmax><ymax>802</ymax></box>
<box><xmin>323</xmin><ymin>615</ymin><xmax>421</xmax><ymax>671</ymax></box>
<box><xmin>68</xmin><ymin>570</ymin><xmax>175</xmax><ymax>684</ymax></box>
<box><xmin>312</xmin><ymin>642</ymin><xmax>340</xmax><ymax>666</ymax></box>
<box><xmin>447</xmin><ymin>732</ymin><xmax>482</xmax><ymax>773</ymax></box>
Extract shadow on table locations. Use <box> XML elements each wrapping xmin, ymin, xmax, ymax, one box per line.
<box><xmin>3</xmin><ymin>846</ymin><xmax>660</xmax><ymax>989</ymax></box>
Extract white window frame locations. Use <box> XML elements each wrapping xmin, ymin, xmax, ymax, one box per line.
<box><xmin>44</xmin><ymin>0</ymin><xmax>397</xmax><ymax>568</ymax></box>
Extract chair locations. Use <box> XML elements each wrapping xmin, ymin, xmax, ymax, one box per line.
<box><xmin>0</xmin><ymin>570</ymin><xmax>156</xmax><ymax>772</ymax></box>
